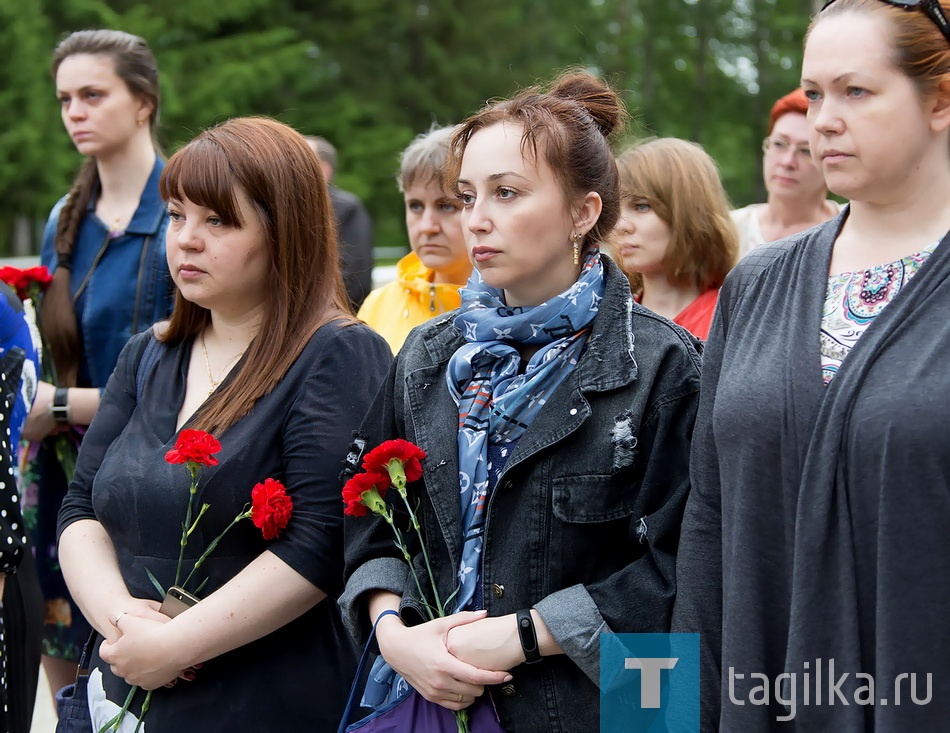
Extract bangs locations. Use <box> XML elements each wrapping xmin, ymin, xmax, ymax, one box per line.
<box><xmin>617</xmin><ymin>149</ymin><xmax>663</xmax><ymax>205</ymax></box>
<box><xmin>160</xmin><ymin>136</ymin><xmax>245</xmax><ymax>228</ymax></box>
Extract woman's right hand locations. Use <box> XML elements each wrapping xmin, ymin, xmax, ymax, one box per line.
<box><xmin>375</xmin><ymin>610</ymin><xmax>512</xmax><ymax>711</ymax></box>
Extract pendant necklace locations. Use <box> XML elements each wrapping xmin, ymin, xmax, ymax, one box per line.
<box><xmin>201</xmin><ymin>332</ymin><xmax>243</xmax><ymax>395</ymax></box>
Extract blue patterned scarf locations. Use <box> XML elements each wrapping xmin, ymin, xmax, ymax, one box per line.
<box><xmin>446</xmin><ymin>247</ymin><xmax>605</xmax><ymax>610</ymax></box>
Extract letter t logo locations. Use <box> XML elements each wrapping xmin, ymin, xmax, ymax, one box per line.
<box><xmin>625</xmin><ymin>657</ymin><xmax>679</xmax><ymax>708</ymax></box>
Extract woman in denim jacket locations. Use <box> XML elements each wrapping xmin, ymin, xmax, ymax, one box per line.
<box><xmin>22</xmin><ymin>29</ymin><xmax>173</xmax><ymax>699</ymax></box>
<box><xmin>342</xmin><ymin>71</ymin><xmax>701</xmax><ymax>732</ymax></box>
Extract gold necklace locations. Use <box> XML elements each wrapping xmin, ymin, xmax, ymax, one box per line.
<box><xmin>200</xmin><ymin>332</ymin><xmax>243</xmax><ymax>393</ymax></box>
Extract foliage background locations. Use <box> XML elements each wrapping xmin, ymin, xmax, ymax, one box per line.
<box><xmin>0</xmin><ymin>0</ymin><xmax>822</xmax><ymax>255</ymax></box>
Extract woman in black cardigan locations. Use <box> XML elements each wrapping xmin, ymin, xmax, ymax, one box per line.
<box><xmin>674</xmin><ymin>1</ymin><xmax>950</xmax><ymax>731</ymax></box>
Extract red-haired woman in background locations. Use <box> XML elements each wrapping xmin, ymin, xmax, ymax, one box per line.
<box><xmin>732</xmin><ymin>88</ymin><xmax>841</xmax><ymax>256</ymax></box>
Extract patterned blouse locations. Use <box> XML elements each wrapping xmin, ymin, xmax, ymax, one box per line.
<box><xmin>821</xmin><ymin>241</ymin><xmax>940</xmax><ymax>385</ymax></box>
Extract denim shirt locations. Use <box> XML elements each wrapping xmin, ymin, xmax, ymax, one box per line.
<box><xmin>40</xmin><ymin>157</ymin><xmax>173</xmax><ymax>388</ymax></box>
<box><xmin>341</xmin><ymin>257</ymin><xmax>702</xmax><ymax>732</ymax></box>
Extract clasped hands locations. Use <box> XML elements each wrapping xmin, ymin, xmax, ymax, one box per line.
<box><xmin>99</xmin><ymin>597</ymin><xmax>200</xmax><ymax>690</ymax></box>
<box><xmin>376</xmin><ymin>609</ymin><xmax>524</xmax><ymax>712</ymax></box>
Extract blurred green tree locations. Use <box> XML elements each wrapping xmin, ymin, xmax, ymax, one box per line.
<box><xmin>0</xmin><ymin>0</ymin><xmax>816</xmax><ymax>255</ymax></box>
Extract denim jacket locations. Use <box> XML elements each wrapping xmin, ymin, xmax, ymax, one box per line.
<box><xmin>40</xmin><ymin>157</ymin><xmax>173</xmax><ymax>388</ymax></box>
<box><xmin>341</xmin><ymin>257</ymin><xmax>702</xmax><ymax>732</ymax></box>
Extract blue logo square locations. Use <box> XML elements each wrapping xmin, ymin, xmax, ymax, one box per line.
<box><xmin>600</xmin><ymin>633</ymin><xmax>699</xmax><ymax>733</ymax></box>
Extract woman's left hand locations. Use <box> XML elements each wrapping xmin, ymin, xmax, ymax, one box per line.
<box><xmin>23</xmin><ymin>381</ymin><xmax>59</xmax><ymax>442</ymax></box>
<box><xmin>99</xmin><ymin>614</ymin><xmax>192</xmax><ymax>690</ymax></box>
<box><xmin>445</xmin><ymin>613</ymin><xmax>524</xmax><ymax>672</ymax></box>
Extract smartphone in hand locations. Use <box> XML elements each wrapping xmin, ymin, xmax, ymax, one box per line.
<box><xmin>159</xmin><ymin>585</ymin><xmax>200</xmax><ymax>618</ymax></box>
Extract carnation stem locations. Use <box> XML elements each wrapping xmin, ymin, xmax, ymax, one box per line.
<box><xmin>182</xmin><ymin>507</ymin><xmax>251</xmax><ymax>590</ymax></box>
<box><xmin>387</xmin><ymin>518</ymin><xmax>436</xmax><ymax>622</ymax></box>
<box><xmin>98</xmin><ymin>684</ymin><xmax>138</xmax><ymax>733</ymax></box>
<box><xmin>133</xmin><ymin>691</ymin><xmax>152</xmax><ymax>733</ymax></box>
<box><xmin>174</xmin><ymin>464</ymin><xmax>200</xmax><ymax>587</ymax></box>
<box><xmin>395</xmin><ymin>491</ymin><xmax>445</xmax><ymax>616</ymax></box>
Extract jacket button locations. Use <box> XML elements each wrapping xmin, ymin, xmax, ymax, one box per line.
<box><xmin>501</xmin><ymin>683</ymin><xmax>516</xmax><ymax>697</ymax></box>
<box><xmin>491</xmin><ymin>583</ymin><xmax>504</xmax><ymax>598</ymax></box>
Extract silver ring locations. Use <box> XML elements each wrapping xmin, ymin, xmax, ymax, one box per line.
<box><xmin>113</xmin><ymin>612</ymin><xmax>128</xmax><ymax>627</ymax></box>
<box><xmin>457</xmin><ymin>693</ymin><xmax>463</xmax><ymax>704</ymax></box>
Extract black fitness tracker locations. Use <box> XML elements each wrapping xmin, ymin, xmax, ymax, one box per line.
<box><xmin>51</xmin><ymin>387</ymin><xmax>70</xmax><ymax>424</ymax></box>
<box><xmin>516</xmin><ymin>608</ymin><xmax>542</xmax><ymax>664</ymax></box>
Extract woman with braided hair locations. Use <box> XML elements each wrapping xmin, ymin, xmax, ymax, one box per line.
<box><xmin>21</xmin><ymin>29</ymin><xmax>174</xmax><ymax>702</ymax></box>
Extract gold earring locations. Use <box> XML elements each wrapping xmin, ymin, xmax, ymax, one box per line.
<box><xmin>136</xmin><ymin>118</ymin><xmax>145</xmax><ymax>127</ymax></box>
<box><xmin>572</xmin><ymin>234</ymin><xmax>581</xmax><ymax>265</ymax></box>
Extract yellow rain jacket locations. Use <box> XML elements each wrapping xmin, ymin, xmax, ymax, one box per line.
<box><xmin>357</xmin><ymin>252</ymin><xmax>464</xmax><ymax>353</ymax></box>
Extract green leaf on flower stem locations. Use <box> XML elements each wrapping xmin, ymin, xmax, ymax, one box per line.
<box><xmin>195</xmin><ymin>577</ymin><xmax>209</xmax><ymax>594</ymax></box>
<box><xmin>444</xmin><ymin>584</ymin><xmax>461</xmax><ymax>609</ymax></box>
<box><xmin>145</xmin><ymin>567</ymin><xmax>165</xmax><ymax>598</ymax></box>
<box><xmin>98</xmin><ymin>714</ymin><xmax>120</xmax><ymax>733</ymax></box>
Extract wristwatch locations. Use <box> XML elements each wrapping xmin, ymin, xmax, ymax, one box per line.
<box><xmin>51</xmin><ymin>387</ymin><xmax>70</xmax><ymax>424</ymax></box>
<box><xmin>516</xmin><ymin>608</ymin><xmax>542</xmax><ymax>664</ymax></box>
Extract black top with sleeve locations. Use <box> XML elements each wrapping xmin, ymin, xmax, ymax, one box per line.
<box><xmin>58</xmin><ymin>320</ymin><xmax>392</xmax><ymax>732</ymax></box>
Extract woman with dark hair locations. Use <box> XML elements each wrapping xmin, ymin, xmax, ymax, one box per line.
<box><xmin>611</xmin><ymin>137</ymin><xmax>738</xmax><ymax>339</ymax></box>
<box><xmin>57</xmin><ymin>117</ymin><xmax>391</xmax><ymax>730</ymax></box>
<box><xmin>342</xmin><ymin>72</ymin><xmax>700</xmax><ymax>731</ymax></box>
<box><xmin>21</xmin><ymin>28</ymin><xmax>175</xmax><ymax>701</ymax></box>
<box><xmin>674</xmin><ymin>1</ymin><xmax>950</xmax><ymax>729</ymax></box>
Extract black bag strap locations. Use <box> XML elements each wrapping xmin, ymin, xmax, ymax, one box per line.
<box><xmin>336</xmin><ymin>609</ymin><xmax>400</xmax><ymax>733</ymax></box>
<box><xmin>76</xmin><ymin>630</ymin><xmax>99</xmax><ymax>675</ymax></box>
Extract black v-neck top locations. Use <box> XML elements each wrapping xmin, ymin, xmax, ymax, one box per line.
<box><xmin>59</xmin><ymin>320</ymin><xmax>391</xmax><ymax>731</ymax></box>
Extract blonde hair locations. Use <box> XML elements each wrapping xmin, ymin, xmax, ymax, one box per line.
<box><xmin>615</xmin><ymin>138</ymin><xmax>738</xmax><ymax>293</ymax></box>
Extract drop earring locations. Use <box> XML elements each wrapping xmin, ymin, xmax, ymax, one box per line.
<box><xmin>572</xmin><ymin>234</ymin><xmax>581</xmax><ymax>265</ymax></box>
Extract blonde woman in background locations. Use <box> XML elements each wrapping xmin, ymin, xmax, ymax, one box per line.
<box><xmin>611</xmin><ymin>138</ymin><xmax>737</xmax><ymax>339</ymax></box>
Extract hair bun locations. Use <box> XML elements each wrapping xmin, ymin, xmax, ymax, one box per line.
<box><xmin>549</xmin><ymin>71</ymin><xmax>626</xmax><ymax>138</ymax></box>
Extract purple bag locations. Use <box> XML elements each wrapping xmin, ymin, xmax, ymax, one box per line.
<box><xmin>345</xmin><ymin>689</ymin><xmax>505</xmax><ymax>732</ymax></box>
<box><xmin>338</xmin><ymin>611</ymin><xmax>506</xmax><ymax>733</ymax></box>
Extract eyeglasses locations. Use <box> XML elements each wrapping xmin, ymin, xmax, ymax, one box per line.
<box><xmin>762</xmin><ymin>137</ymin><xmax>812</xmax><ymax>160</ymax></box>
<box><xmin>820</xmin><ymin>0</ymin><xmax>950</xmax><ymax>45</ymax></box>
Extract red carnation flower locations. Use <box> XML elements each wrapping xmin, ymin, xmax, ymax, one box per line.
<box><xmin>165</xmin><ymin>429</ymin><xmax>222</xmax><ymax>467</ymax></box>
<box><xmin>342</xmin><ymin>471</ymin><xmax>390</xmax><ymax>517</ymax></box>
<box><xmin>250</xmin><ymin>478</ymin><xmax>293</xmax><ymax>540</ymax></box>
<box><xmin>0</xmin><ymin>265</ymin><xmax>53</xmax><ymax>301</ymax></box>
<box><xmin>362</xmin><ymin>439</ymin><xmax>427</xmax><ymax>485</ymax></box>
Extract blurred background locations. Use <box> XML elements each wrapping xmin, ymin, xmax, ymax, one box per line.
<box><xmin>1</xmin><ymin>0</ymin><xmax>821</xmax><ymax>259</ymax></box>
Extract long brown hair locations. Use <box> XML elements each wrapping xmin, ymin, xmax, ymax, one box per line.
<box><xmin>614</xmin><ymin>138</ymin><xmax>738</xmax><ymax>294</ymax></box>
<box><xmin>160</xmin><ymin>116</ymin><xmax>354</xmax><ymax>435</ymax></box>
<box><xmin>446</xmin><ymin>70</ymin><xmax>627</xmax><ymax>250</ymax></box>
<box><xmin>44</xmin><ymin>30</ymin><xmax>161</xmax><ymax>386</ymax></box>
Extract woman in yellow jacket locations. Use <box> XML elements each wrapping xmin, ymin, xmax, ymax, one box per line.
<box><xmin>359</xmin><ymin>125</ymin><xmax>472</xmax><ymax>352</ymax></box>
